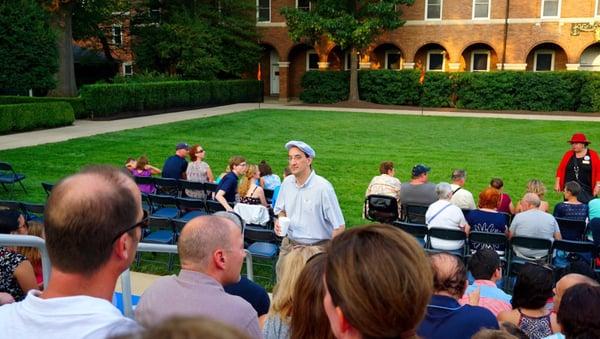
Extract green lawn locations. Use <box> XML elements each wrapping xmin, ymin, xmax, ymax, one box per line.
<box><xmin>1</xmin><ymin>108</ymin><xmax>599</xmax><ymax>228</ymax></box>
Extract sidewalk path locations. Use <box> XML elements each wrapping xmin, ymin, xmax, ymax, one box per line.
<box><xmin>1</xmin><ymin>101</ymin><xmax>599</xmax><ymax>151</ymax></box>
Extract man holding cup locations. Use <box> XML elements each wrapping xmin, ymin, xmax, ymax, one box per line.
<box><xmin>274</xmin><ymin>141</ymin><xmax>345</xmax><ymax>271</ymax></box>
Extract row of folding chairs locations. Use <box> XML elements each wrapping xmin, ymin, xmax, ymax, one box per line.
<box><xmin>0</xmin><ymin>200</ymin><xmax>45</xmax><ymax>222</ymax></box>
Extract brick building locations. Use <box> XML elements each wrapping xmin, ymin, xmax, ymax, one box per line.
<box><xmin>256</xmin><ymin>0</ymin><xmax>600</xmax><ymax>101</ymax></box>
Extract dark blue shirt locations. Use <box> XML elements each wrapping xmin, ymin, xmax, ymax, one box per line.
<box><xmin>224</xmin><ymin>276</ymin><xmax>270</xmax><ymax>317</ymax></box>
<box><xmin>162</xmin><ymin>155</ymin><xmax>188</xmax><ymax>179</ymax></box>
<box><xmin>466</xmin><ymin>209</ymin><xmax>509</xmax><ymax>251</ymax></box>
<box><xmin>217</xmin><ymin>172</ymin><xmax>238</xmax><ymax>202</ymax></box>
<box><xmin>553</xmin><ymin>202</ymin><xmax>588</xmax><ymax>221</ymax></box>
<box><xmin>417</xmin><ymin>295</ymin><xmax>499</xmax><ymax>339</ymax></box>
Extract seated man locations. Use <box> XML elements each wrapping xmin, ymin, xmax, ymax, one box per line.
<box><xmin>400</xmin><ymin>164</ymin><xmax>437</xmax><ymax>206</ymax></box>
<box><xmin>162</xmin><ymin>142</ymin><xmax>189</xmax><ymax>180</ymax></box>
<box><xmin>418</xmin><ymin>252</ymin><xmax>499</xmax><ymax>339</ymax></box>
<box><xmin>459</xmin><ymin>249</ymin><xmax>511</xmax><ymax>316</ymax></box>
<box><xmin>364</xmin><ymin>161</ymin><xmax>401</xmax><ymax>219</ymax></box>
<box><xmin>0</xmin><ymin>165</ymin><xmax>143</xmax><ymax>337</ymax></box>
<box><xmin>449</xmin><ymin>169</ymin><xmax>476</xmax><ymax>210</ymax></box>
<box><xmin>215</xmin><ymin>156</ymin><xmax>247</xmax><ymax>211</ymax></box>
<box><xmin>135</xmin><ymin>215</ymin><xmax>260</xmax><ymax>339</ymax></box>
<box><xmin>509</xmin><ymin>193</ymin><xmax>561</xmax><ymax>259</ymax></box>
<box><xmin>426</xmin><ymin>182</ymin><xmax>470</xmax><ymax>251</ymax></box>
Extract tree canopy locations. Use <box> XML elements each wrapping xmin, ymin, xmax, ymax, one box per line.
<box><xmin>282</xmin><ymin>0</ymin><xmax>414</xmax><ymax>101</ymax></box>
<box><xmin>0</xmin><ymin>0</ymin><xmax>57</xmax><ymax>94</ymax></box>
<box><xmin>133</xmin><ymin>0</ymin><xmax>261</xmax><ymax>80</ymax></box>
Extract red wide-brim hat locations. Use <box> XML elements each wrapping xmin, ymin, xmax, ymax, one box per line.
<box><xmin>568</xmin><ymin>133</ymin><xmax>590</xmax><ymax>144</ymax></box>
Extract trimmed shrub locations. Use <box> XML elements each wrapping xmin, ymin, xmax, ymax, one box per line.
<box><xmin>455</xmin><ymin>72</ymin><xmax>520</xmax><ymax>110</ymax></box>
<box><xmin>577</xmin><ymin>73</ymin><xmax>600</xmax><ymax>112</ymax></box>
<box><xmin>300</xmin><ymin>71</ymin><xmax>349</xmax><ymax>103</ymax></box>
<box><xmin>421</xmin><ymin>72</ymin><xmax>454</xmax><ymax>107</ymax></box>
<box><xmin>0</xmin><ymin>96</ymin><xmax>86</xmax><ymax>119</ymax></box>
<box><xmin>359</xmin><ymin>70</ymin><xmax>421</xmax><ymax>105</ymax></box>
<box><xmin>0</xmin><ymin>102</ymin><xmax>74</xmax><ymax>134</ymax></box>
<box><xmin>80</xmin><ymin>80</ymin><xmax>262</xmax><ymax>117</ymax></box>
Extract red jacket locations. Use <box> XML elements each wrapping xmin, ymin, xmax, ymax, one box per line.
<box><xmin>556</xmin><ymin>148</ymin><xmax>600</xmax><ymax>190</ymax></box>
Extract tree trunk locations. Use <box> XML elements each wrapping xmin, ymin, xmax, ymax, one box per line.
<box><xmin>49</xmin><ymin>3</ymin><xmax>77</xmax><ymax>97</ymax></box>
<box><xmin>348</xmin><ymin>46</ymin><xmax>359</xmax><ymax>102</ymax></box>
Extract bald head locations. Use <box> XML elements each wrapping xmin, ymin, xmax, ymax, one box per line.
<box><xmin>178</xmin><ymin>215</ymin><xmax>238</xmax><ymax>270</ymax></box>
<box><xmin>45</xmin><ymin>165</ymin><xmax>141</xmax><ymax>275</ymax></box>
<box><xmin>430</xmin><ymin>253</ymin><xmax>468</xmax><ymax>298</ymax></box>
<box><xmin>554</xmin><ymin>273</ymin><xmax>600</xmax><ymax>313</ymax></box>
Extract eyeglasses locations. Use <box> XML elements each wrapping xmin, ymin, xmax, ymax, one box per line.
<box><xmin>112</xmin><ymin>210</ymin><xmax>149</xmax><ymax>243</ymax></box>
<box><xmin>237</xmin><ymin>163</ymin><xmax>247</xmax><ymax>167</ymax></box>
<box><xmin>196</xmin><ymin>149</ymin><xmax>205</xmax><ymax>153</ymax></box>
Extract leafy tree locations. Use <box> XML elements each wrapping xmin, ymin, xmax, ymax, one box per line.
<box><xmin>132</xmin><ymin>0</ymin><xmax>261</xmax><ymax>80</ymax></box>
<box><xmin>0</xmin><ymin>0</ymin><xmax>57</xmax><ymax>94</ymax></box>
<box><xmin>282</xmin><ymin>0</ymin><xmax>414</xmax><ymax>101</ymax></box>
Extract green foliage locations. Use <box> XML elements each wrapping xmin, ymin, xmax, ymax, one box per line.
<box><xmin>0</xmin><ymin>0</ymin><xmax>57</xmax><ymax>93</ymax></box>
<box><xmin>455</xmin><ymin>72</ymin><xmax>520</xmax><ymax>110</ymax></box>
<box><xmin>112</xmin><ymin>71</ymin><xmax>183</xmax><ymax>84</ymax></box>
<box><xmin>0</xmin><ymin>96</ymin><xmax>86</xmax><ymax>119</ymax></box>
<box><xmin>578</xmin><ymin>73</ymin><xmax>600</xmax><ymax>112</ymax></box>
<box><xmin>300</xmin><ymin>71</ymin><xmax>350</xmax><ymax>103</ymax></box>
<box><xmin>80</xmin><ymin>80</ymin><xmax>262</xmax><ymax>117</ymax></box>
<box><xmin>359</xmin><ymin>70</ymin><xmax>421</xmax><ymax>105</ymax></box>
<box><xmin>132</xmin><ymin>0</ymin><xmax>261</xmax><ymax>80</ymax></box>
<box><xmin>0</xmin><ymin>102</ymin><xmax>74</xmax><ymax>134</ymax></box>
<box><xmin>420</xmin><ymin>72</ymin><xmax>454</xmax><ymax>107</ymax></box>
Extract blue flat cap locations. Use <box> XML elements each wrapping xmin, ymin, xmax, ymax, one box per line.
<box><xmin>285</xmin><ymin>140</ymin><xmax>316</xmax><ymax>158</ymax></box>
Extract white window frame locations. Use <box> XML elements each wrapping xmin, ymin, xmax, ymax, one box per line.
<box><xmin>306</xmin><ymin>50</ymin><xmax>319</xmax><ymax>70</ymax></box>
<box><xmin>296</xmin><ymin>0</ymin><xmax>311</xmax><ymax>11</ymax></box>
<box><xmin>427</xmin><ymin>50</ymin><xmax>445</xmax><ymax>71</ymax></box>
<box><xmin>256</xmin><ymin>0</ymin><xmax>271</xmax><ymax>23</ymax></box>
<box><xmin>425</xmin><ymin>0</ymin><xmax>442</xmax><ymax>20</ymax></box>
<box><xmin>122</xmin><ymin>62</ymin><xmax>133</xmax><ymax>76</ymax></box>
<box><xmin>472</xmin><ymin>0</ymin><xmax>490</xmax><ymax>20</ymax></box>
<box><xmin>533</xmin><ymin>49</ymin><xmax>555</xmax><ymax>71</ymax></box>
<box><xmin>540</xmin><ymin>0</ymin><xmax>561</xmax><ymax>18</ymax></box>
<box><xmin>470</xmin><ymin>50</ymin><xmax>490</xmax><ymax>72</ymax></box>
<box><xmin>343</xmin><ymin>51</ymin><xmax>360</xmax><ymax>71</ymax></box>
<box><xmin>384</xmin><ymin>51</ymin><xmax>403</xmax><ymax>70</ymax></box>
<box><xmin>596</xmin><ymin>0</ymin><xmax>600</xmax><ymax>17</ymax></box>
<box><xmin>111</xmin><ymin>24</ymin><xmax>123</xmax><ymax>46</ymax></box>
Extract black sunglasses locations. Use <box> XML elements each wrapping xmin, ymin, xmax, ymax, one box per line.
<box><xmin>112</xmin><ymin>210</ymin><xmax>149</xmax><ymax>243</ymax></box>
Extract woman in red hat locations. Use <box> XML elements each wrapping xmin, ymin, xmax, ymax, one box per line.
<box><xmin>555</xmin><ymin>133</ymin><xmax>600</xmax><ymax>203</ymax></box>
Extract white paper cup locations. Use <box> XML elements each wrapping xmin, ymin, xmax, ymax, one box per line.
<box><xmin>278</xmin><ymin>217</ymin><xmax>290</xmax><ymax>237</ymax></box>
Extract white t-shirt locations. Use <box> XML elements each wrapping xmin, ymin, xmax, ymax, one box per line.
<box><xmin>450</xmin><ymin>184</ymin><xmax>476</xmax><ymax>210</ymax></box>
<box><xmin>426</xmin><ymin>199</ymin><xmax>468</xmax><ymax>250</ymax></box>
<box><xmin>0</xmin><ymin>290</ymin><xmax>140</xmax><ymax>339</ymax></box>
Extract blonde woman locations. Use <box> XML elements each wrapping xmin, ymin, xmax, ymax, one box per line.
<box><xmin>516</xmin><ymin>179</ymin><xmax>549</xmax><ymax>213</ymax></box>
<box><xmin>238</xmin><ymin>164</ymin><xmax>268</xmax><ymax>207</ymax></box>
<box><xmin>263</xmin><ymin>246</ymin><xmax>323</xmax><ymax>339</ymax></box>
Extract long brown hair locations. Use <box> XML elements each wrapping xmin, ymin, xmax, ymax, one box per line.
<box><xmin>238</xmin><ymin>164</ymin><xmax>258</xmax><ymax>197</ymax></box>
<box><xmin>325</xmin><ymin>224</ymin><xmax>433</xmax><ymax>338</ymax></box>
<box><xmin>290</xmin><ymin>253</ymin><xmax>334</xmax><ymax>339</ymax></box>
<box><xmin>17</xmin><ymin>220</ymin><xmax>44</xmax><ymax>267</ymax></box>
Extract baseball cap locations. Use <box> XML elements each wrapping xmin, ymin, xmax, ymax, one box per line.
<box><xmin>176</xmin><ymin>142</ymin><xmax>189</xmax><ymax>151</ymax></box>
<box><xmin>285</xmin><ymin>140</ymin><xmax>316</xmax><ymax>158</ymax></box>
<box><xmin>412</xmin><ymin>164</ymin><xmax>431</xmax><ymax>177</ymax></box>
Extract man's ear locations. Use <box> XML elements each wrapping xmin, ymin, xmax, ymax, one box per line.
<box><xmin>113</xmin><ymin>234</ymin><xmax>130</xmax><ymax>260</ymax></box>
<box><xmin>214</xmin><ymin>249</ymin><xmax>226</xmax><ymax>270</ymax></box>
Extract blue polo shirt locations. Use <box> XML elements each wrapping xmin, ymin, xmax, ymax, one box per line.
<box><xmin>417</xmin><ymin>295</ymin><xmax>499</xmax><ymax>339</ymax></box>
<box><xmin>217</xmin><ymin>172</ymin><xmax>238</xmax><ymax>202</ymax></box>
<box><xmin>162</xmin><ymin>155</ymin><xmax>188</xmax><ymax>179</ymax></box>
<box><xmin>224</xmin><ymin>276</ymin><xmax>270</xmax><ymax>317</ymax></box>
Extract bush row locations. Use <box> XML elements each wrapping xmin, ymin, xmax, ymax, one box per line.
<box><xmin>0</xmin><ymin>96</ymin><xmax>86</xmax><ymax>119</ymax></box>
<box><xmin>80</xmin><ymin>80</ymin><xmax>263</xmax><ymax>117</ymax></box>
<box><xmin>300</xmin><ymin>70</ymin><xmax>600</xmax><ymax>112</ymax></box>
<box><xmin>0</xmin><ymin>102</ymin><xmax>74</xmax><ymax>134</ymax></box>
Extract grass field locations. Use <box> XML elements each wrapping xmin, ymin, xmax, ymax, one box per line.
<box><xmin>1</xmin><ymin>108</ymin><xmax>599</xmax><ymax>228</ymax></box>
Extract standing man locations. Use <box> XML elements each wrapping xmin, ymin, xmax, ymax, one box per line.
<box><xmin>274</xmin><ymin>141</ymin><xmax>345</xmax><ymax>263</ymax></box>
<box><xmin>0</xmin><ymin>166</ymin><xmax>143</xmax><ymax>338</ymax></box>
<box><xmin>162</xmin><ymin>142</ymin><xmax>189</xmax><ymax>180</ymax></box>
<box><xmin>450</xmin><ymin>169</ymin><xmax>476</xmax><ymax>210</ymax></box>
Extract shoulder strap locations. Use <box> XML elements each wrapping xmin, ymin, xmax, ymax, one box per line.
<box><xmin>426</xmin><ymin>203</ymin><xmax>452</xmax><ymax>224</ymax></box>
<box><xmin>250</xmin><ymin>185</ymin><xmax>259</xmax><ymax>196</ymax></box>
<box><xmin>452</xmin><ymin>187</ymin><xmax>462</xmax><ymax>194</ymax></box>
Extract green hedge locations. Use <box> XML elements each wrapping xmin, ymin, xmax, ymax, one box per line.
<box><xmin>300</xmin><ymin>70</ymin><xmax>600</xmax><ymax>112</ymax></box>
<box><xmin>0</xmin><ymin>96</ymin><xmax>86</xmax><ymax>119</ymax></box>
<box><xmin>0</xmin><ymin>102</ymin><xmax>74</xmax><ymax>134</ymax></box>
<box><xmin>300</xmin><ymin>71</ymin><xmax>349</xmax><ymax>103</ymax></box>
<box><xmin>80</xmin><ymin>80</ymin><xmax>262</xmax><ymax>117</ymax></box>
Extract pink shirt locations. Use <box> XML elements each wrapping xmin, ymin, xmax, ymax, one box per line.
<box><xmin>459</xmin><ymin>280</ymin><xmax>512</xmax><ymax>316</ymax></box>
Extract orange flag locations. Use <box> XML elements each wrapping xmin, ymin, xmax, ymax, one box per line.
<box><xmin>419</xmin><ymin>64</ymin><xmax>425</xmax><ymax>85</ymax></box>
<box><xmin>257</xmin><ymin>63</ymin><xmax>262</xmax><ymax>81</ymax></box>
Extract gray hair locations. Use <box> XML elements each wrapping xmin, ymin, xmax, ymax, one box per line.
<box><xmin>436</xmin><ymin>182</ymin><xmax>453</xmax><ymax>200</ymax></box>
<box><xmin>213</xmin><ymin>211</ymin><xmax>244</xmax><ymax>233</ymax></box>
<box><xmin>522</xmin><ymin>193</ymin><xmax>541</xmax><ymax>208</ymax></box>
<box><xmin>451</xmin><ymin>169</ymin><xmax>466</xmax><ymax>181</ymax></box>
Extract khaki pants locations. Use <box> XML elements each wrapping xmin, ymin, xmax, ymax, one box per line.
<box><xmin>275</xmin><ymin>237</ymin><xmax>329</xmax><ymax>280</ymax></box>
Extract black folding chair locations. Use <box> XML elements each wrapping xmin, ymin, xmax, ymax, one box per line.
<box><xmin>206</xmin><ymin>200</ymin><xmax>232</xmax><ymax>214</ymax></box>
<box><xmin>204</xmin><ymin>182</ymin><xmax>219</xmax><ymax>200</ymax></box>
<box><xmin>0</xmin><ymin>162</ymin><xmax>26</xmax><ymax>193</ymax></box>
<box><xmin>392</xmin><ymin>221</ymin><xmax>427</xmax><ymax>247</ymax></box>
<box><xmin>0</xmin><ymin>200</ymin><xmax>23</xmax><ymax>212</ymax></box>
<box><xmin>468</xmin><ymin>231</ymin><xmax>508</xmax><ymax>255</ymax></box>
<box><xmin>426</xmin><ymin>227</ymin><xmax>467</xmax><ymax>258</ymax></box>
<box><xmin>41</xmin><ymin>182</ymin><xmax>54</xmax><ymax>197</ymax></box>
<box><xmin>556</xmin><ymin>217</ymin><xmax>587</xmax><ymax>241</ymax></box>
<box><xmin>551</xmin><ymin>239</ymin><xmax>595</xmax><ymax>268</ymax></box>
<box><xmin>153</xmin><ymin>177</ymin><xmax>180</xmax><ymax>196</ymax></box>
<box><xmin>505</xmin><ymin>236</ymin><xmax>553</xmax><ymax>289</ymax></box>
<box><xmin>179</xmin><ymin>180</ymin><xmax>206</xmax><ymax>199</ymax></box>
<box><xmin>264</xmin><ymin>188</ymin><xmax>275</xmax><ymax>204</ymax></box>
<box><xmin>365</xmin><ymin>194</ymin><xmax>399</xmax><ymax>224</ymax></box>
<box><xmin>133</xmin><ymin>176</ymin><xmax>156</xmax><ymax>195</ymax></box>
<box><xmin>402</xmin><ymin>203</ymin><xmax>429</xmax><ymax>224</ymax></box>
<box><xmin>244</xmin><ymin>225</ymin><xmax>281</xmax><ymax>284</ymax></box>
<box><xmin>175</xmin><ymin>196</ymin><xmax>207</xmax><ymax>222</ymax></box>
